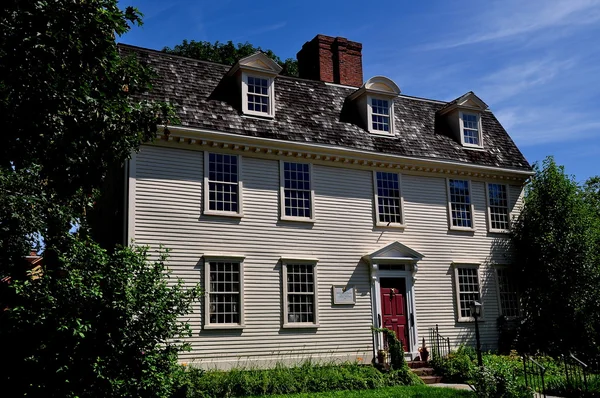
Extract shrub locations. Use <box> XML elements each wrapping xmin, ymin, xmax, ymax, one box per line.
<box><xmin>172</xmin><ymin>361</ymin><xmax>421</xmax><ymax>397</ymax></box>
<box><xmin>431</xmin><ymin>346</ymin><xmax>477</xmax><ymax>383</ymax></box>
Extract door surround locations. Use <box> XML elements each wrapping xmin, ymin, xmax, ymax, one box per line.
<box><xmin>363</xmin><ymin>241</ymin><xmax>424</xmax><ymax>360</ymax></box>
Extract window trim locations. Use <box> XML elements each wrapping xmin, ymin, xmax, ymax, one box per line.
<box><xmin>279</xmin><ymin>161</ymin><xmax>316</xmax><ymax>222</ymax></box>
<box><xmin>486</xmin><ymin>182</ymin><xmax>511</xmax><ymax>233</ymax></box>
<box><xmin>494</xmin><ymin>266</ymin><xmax>520</xmax><ymax>319</ymax></box>
<box><xmin>241</xmin><ymin>72</ymin><xmax>275</xmax><ymax>118</ymax></box>
<box><xmin>367</xmin><ymin>95</ymin><xmax>394</xmax><ymax>135</ymax></box>
<box><xmin>453</xmin><ymin>263</ymin><xmax>483</xmax><ymax>323</ymax></box>
<box><xmin>281</xmin><ymin>257</ymin><xmax>320</xmax><ymax>329</ymax></box>
<box><xmin>203</xmin><ymin>254</ymin><xmax>246</xmax><ymax>330</ymax></box>
<box><xmin>373</xmin><ymin>171</ymin><xmax>405</xmax><ymax>228</ymax></box>
<box><xmin>446</xmin><ymin>178</ymin><xmax>476</xmax><ymax>231</ymax></box>
<box><xmin>459</xmin><ymin>111</ymin><xmax>483</xmax><ymax>148</ymax></box>
<box><xmin>203</xmin><ymin>152</ymin><xmax>244</xmax><ymax>217</ymax></box>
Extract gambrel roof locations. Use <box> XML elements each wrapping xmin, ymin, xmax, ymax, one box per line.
<box><xmin>119</xmin><ymin>44</ymin><xmax>531</xmax><ymax>172</ymax></box>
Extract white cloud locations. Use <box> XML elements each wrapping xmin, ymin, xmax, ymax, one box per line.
<box><xmin>423</xmin><ymin>0</ymin><xmax>600</xmax><ymax>50</ymax></box>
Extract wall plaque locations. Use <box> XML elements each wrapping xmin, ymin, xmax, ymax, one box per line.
<box><xmin>332</xmin><ymin>285</ymin><xmax>356</xmax><ymax>305</ymax></box>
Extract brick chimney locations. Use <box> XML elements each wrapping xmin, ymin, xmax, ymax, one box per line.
<box><xmin>297</xmin><ymin>35</ymin><xmax>363</xmax><ymax>87</ymax></box>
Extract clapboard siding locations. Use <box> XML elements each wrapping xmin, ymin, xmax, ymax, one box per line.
<box><xmin>133</xmin><ymin>144</ymin><xmax>522</xmax><ymax>367</ymax></box>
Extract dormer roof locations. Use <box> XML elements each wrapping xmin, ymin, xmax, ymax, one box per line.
<box><xmin>438</xmin><ymin>91</ymin><xmax>488</xmax><ymax>115</ymax></box>
<box><xmin>226</xmin><ymin>52</ymin><xmax>283</xmax><ymax>76</ymax></box>
<box><xmin>349</xmin><ymin>76</ymin><xmax>400</xmax><ymax>100</ymax></box>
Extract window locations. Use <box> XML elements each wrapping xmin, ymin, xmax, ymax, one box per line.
<box><xmin>454</xmin><ymin>265</ymin><xmax>481</xmax><ymax>322</ymax></box>
<box><xmin>496</xmin><ymin>268</ymin><xmax>519</xmax><ymax>318</ymax></box>
<box><xmin>282</xmin><ymin>258</ymin><xmax>319</xmax><ymax>328</ymax></box>
<box><xmin>242</xmin><ymin>73</ymin><xmax>274</xmax><ymax>117</ymax></box>
<box><xmin>460</xmin><ymin>112</ymin><xmax>482</xmax><ymax>147</ymax></box>
<box><xmin>204</xmin><ymin>255</ymin><xmax>245</xmax><ymax>328</ymax></box>
<box><xmin>280</xmin><ymin>161</ymin><xmax>314</xmax><ymax>221</ymax></box>
<box><xmin>487</xmin><ymin>183</ymin><xmax>510</xmax><ymax>232</ymax></box>
<box><xmin>204</xmin><ymin>152</ymin><xmax>243</xmax><ymax>216</ymax></box>
<box><xmin>374</xmin><ymin>171</ymin><xmax>404</xmax><ymax>226</ymax></box>
<box><xmin>447</xmin><ymin>179</ymin><xmax>474</xmax><ymax>230</ymax></box>
<box><xmin>368</xmin><ymin>97</ymin><xmax>393</xmax><ymax>134</ymax></box>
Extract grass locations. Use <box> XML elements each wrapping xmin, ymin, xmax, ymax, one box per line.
<box><xmin>255</xmin><ymin>385</ymin><xmax>475</xmax><ymax>398</ymax></box>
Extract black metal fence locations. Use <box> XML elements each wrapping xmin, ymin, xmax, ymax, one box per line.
<box><xmin>523</xmin><ymin>355</ymin><xmax>546</xmax><ymax>397</ymax></box>
<box><xmin>428</xmin><ymin>324</ymin><xmax>451</xmax><ymax>361</ymax></box>
<box><xmin>562</xmin><ymin>353</ymin><xmax>590</xmax><ymax>395</ymax></box>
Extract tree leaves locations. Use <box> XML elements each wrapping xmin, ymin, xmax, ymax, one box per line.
<box><xmin>162</xmin><ymin>39</ymin><xmax>299</xmax><ymax>77</ymax></box>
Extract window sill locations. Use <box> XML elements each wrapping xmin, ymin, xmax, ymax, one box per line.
<box><xmin>280</xmin><ymin>216</ymin><xmax>315</xmax><ymax>223</ymax></box>
<box><xmin>203</xmin><ymin>324</ymin><xmax>245</xmax><ymax>330</ymax></box>
<box><xmin>368</xmin><ymin>130</ymin><xmax>395</xmax><ymax>137</ymax></box>
<box><xmin>488</xmin><ymin>228</ymin><xmax>510</xmax><ymax>234</ymax></box>
<box><xmin>282</xmin><ymin>323</ymin><xmax>320</xmax><ymax>329</ymax></box>
<box><xmin>242</xmin><ymin>112</ymin><xmax>274</xmax><ymax>120</ymax></box>
<box><xmin>449</xmin><ymin>226</ymin><xmax>476</xmax><ymax>232</ymax></box>
<box><xmin>457</xmin><ymin>318</ymin><xmax>486</xmax><ymax>323</ymax></box>
<box><xmin>204</xmin><ymin>210</ymin><xmax>244</xmax><ymax>218</ymax></box>
<box><xmin>462</xmin><ymin>144</ymin><xmax>484</xmax><ymax>150</ymax></box>
<box><xmin>375</xmin><ymin>222</ymin><xmax>406</xmax><ymax>229</ymax></box>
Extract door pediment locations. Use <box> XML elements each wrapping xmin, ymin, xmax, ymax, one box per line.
<box><xmin>364</xmin><ymin>241</ymin><xmax>424</xmax><ymax>264</ymax></box>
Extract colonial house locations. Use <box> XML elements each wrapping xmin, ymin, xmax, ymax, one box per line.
<box><xmin>97</xmin><ymin>34</ymin><xmax>532</xmax><ymax>369</ymax></box>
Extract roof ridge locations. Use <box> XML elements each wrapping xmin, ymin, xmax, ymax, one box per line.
<box><xmin>117</xmin><ymin>43</ymin><xmax>232</xmax><ymax>69</ymax></box>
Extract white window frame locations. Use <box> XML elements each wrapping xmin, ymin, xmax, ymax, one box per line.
<box><xmin>495</xmin><ymin>266</ymin><xmax>520</xmax><ymax>319</ymax></box>
<box><xmin>203</xmin><ymin>152</ymin><xmax>244</xmax><ymax>217</ymax></box>
<box><xmin>486</xmin><ymin>182</ymin><xmax>511</xmax><ymax>233</ymax></box>
<box><xmin>281</xmin><ymin>257</ymin><xmax>319</xmax><ymax>328</ymax></box>
<box><xmin>279</xmin><ymin>161</ymin><xmax>315</xmax><ymax>222</ymax></box>
<box><xmin>373</xmin><ymin>171</ymin><xmax>405</xmax><ymax>228</ymax></box>
<box><xmin>203</xmin><ymin>254</ymin><xmax>246</xmax><ymax>330</ymax></box>
<box><xmin>459</xmin><ymin>111</ymin><xmax>483</xmax><ymax>148</ymax></box>
<box><xmin>367</xmin><ymin>95</ymin><xmax>394</xmax><ymax>135</ymax></box>
<box><xmin>446</xmin><ymin>178</ymin><xmax>476</xmax><ymax>231</ymax></box>
<box><xmin>453</xmin><ymin>263</ymin><xmax>483</xmax><ymax>322</ymax></box>
<box><xmin>242</xmin><ymin>72</ymin><xmax>275</xmax><ymax>118</ymax></box>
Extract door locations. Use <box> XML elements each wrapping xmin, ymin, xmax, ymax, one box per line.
<box><xmin>380</xmin><ymin>278</ymin><xmax>410</xmax><ymax>351</ymax></box>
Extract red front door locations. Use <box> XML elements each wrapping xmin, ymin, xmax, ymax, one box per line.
<box><xmin>380</xmin><ymin>278</ymin><xmax>410</xmax><ymax>351</ymax></box>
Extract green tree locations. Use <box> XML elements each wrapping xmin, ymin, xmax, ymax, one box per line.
<box><xmin>163</xmin><ymin>39</ymin><xmax>299</xmax><ymax>76</ymax></box>
<box><xmin>510</xmin><ymin>157</ymin><xmax>600</xmax><ymax>358</ymax></box>
<box><xmin>0</xmin><ymin>1</ymin><xmax>200</xmax><ymax>396</ymax></box>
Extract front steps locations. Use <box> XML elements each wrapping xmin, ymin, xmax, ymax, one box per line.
<box><xmin>408</xmin><ymin>360</ymin><xmax>443</xmax><ymax>384</ymax></box>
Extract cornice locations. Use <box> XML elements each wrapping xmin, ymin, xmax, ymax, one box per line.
<box><xmin>153</xmin><ymin>125</ymin><xmax>533</xmax><ymax>183</ymax></box>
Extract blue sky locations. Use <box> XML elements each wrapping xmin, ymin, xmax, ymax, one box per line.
<box><xmin>121</xmin><ymin>0</ymin><xmax>600</xmax><ymax>183</ymax></box>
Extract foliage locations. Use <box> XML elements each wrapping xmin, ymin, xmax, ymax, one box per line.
<box><xmin>471</xmin><ymin>365</ymin><xmax>532</xmax><ymax>398</ymax></box>
<box><xmin>260</xmin><ymin>385</ymin><xmax>476</xmax><ymax>398</ymax></box>
<box><xmin>0</xmin><ymin>1</ymin><xmax>197</xmax><ymax>397</ymax></box>
<box><xmin>510</xmin><ymin>156</ymin><xmax>600</xmax><ymax>359</ymax></box>
<box><xmin>496</xmin><ymin>316</ymin><xmax>520</xmax><ymax>355</ymax></box>
<box><xmin>431</xmin><ymin>346</ymin><xmax>477</xmax><ymax>383</ymax></box>
<box><xmin>372</xmin><ymin>327</ymin><xmax>406</xmax><ymax>370</ymax></box>
<box><xmin>163</xmin><ymin>39</ymin><xmax>299</xmax><ymax>77</ymax></box>
<box><xmin>172</xmin><ymin>361</ymin><xmax>425</xmax><ymax>398</ymax></box>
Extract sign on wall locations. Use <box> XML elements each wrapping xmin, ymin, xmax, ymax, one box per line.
<box><xmin>332</xmin><ymin>285</ymin><xmax>356</xmax><ymax>305</ymax></box>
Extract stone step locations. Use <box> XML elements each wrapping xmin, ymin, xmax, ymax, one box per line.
<box><xmin>420</xmin><ymin>375</ymin><xmax>444</xmax><ymax>384</ymax></box>
<box><xmin>408</xmin><ymin>360</ymin><xmax>428</xmax><ymax>369</ymax></box>
<box><xmin>411</xmin><ymin>367</ymin><xmax>435</xmax><ymax>376</ymax></box>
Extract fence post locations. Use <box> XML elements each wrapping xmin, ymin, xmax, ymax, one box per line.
<box><xmin>436</xmin><ymin>324</ymin><xmax>440</xmax><ymax>359</ymax></box>
<box><xmin>447</xmin><ymin>337</ymin><xmax>450</xmax><ymax>357</ymax></box>
<box><xmin>523</xmin><ymin>356</ymin><xmax>529</xmax><ymax>389</ymax></box>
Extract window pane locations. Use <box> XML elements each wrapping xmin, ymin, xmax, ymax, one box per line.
<box><xmin>209</xmin><ymin>261</ymin><xmax>241</xmax><ymax>324</ymax></box>
<box><xmin>497</xmin><ymin>268</ymin><xmax>519</xmax><ymax>317</ymax></box>
<box><xmin>463</xmin><ymin>113</ymin><xmax>480</xmax><ymax>145</ymax></box>
<box><xmin>449</xmin><ymin>179</ymin><xmax>472</xmax><ymax>228</ymax></box>
<box><xmin>247</xmin><ymin>76</ymin><xmax>270</xmax><ymax>114</ymax></box>
<box><xmin>282</xmin><ymin>162</ymin><xmax>312</xmax><ymax>218</ymax></box>
<box><xmin>208</xmin><ymin>153</ymin><xmax>239</xmax><ymax>212</ymax></box>
<box><xmin>286</xmin><ymin>264</ymin><xmax>315</xmax><ymax>323</ymax></box>
<box><xmin>488</xmin><ymin>184</ymin><xmax>509</xmax><ymax>230</ymax></box>
<box><xmin>457</xmin><ymin>267</ymin><xmax>480</xmax><ymax>318</ymax></box>
<box><xmin>376</xmin><ymin>172</ymin><xmax>402</xmax><ymax>224</ymax></box>
<box><xmin>371</xmin><ymin>98</ymin><xmax>391</xmax><ymax>132</ymax></box>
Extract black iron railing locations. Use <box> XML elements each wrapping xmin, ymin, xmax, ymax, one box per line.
<box><xmin>523</xmin><ymin>355</ymin><xmax>546</xmax><ymax>397</ymax></box>
<box><xmin>429</xmin><ymin>324</ymin><xmax>451</xmax><ymax>361</ymax></box>
<box><xmin>562</xmin><ymin>352</ymin><xmax>589</xmax><ymax>394</ymax></box>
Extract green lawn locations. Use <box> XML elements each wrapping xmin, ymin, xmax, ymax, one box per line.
<box><xmin>256</xmin><ymin>386</ymin><xmax>474</xmax><ymax>398</ymax></box>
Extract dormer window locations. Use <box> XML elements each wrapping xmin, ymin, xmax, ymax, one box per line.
<box><xmin>460</xmin><ymin>112</ymin><xmax>482</xmax><ymax>147</ymax></box>
<box><xmin>226</xmin><ymin>52</ymin><xmax>282</xmax><ymax>119</ymax></box>
<box><xmin>438</xmin><ymin>92</ymin><xmax>488</xmax><ymax>149</ymax></box>
<box><xmin>348</xmin><ymin>76</ymin><xmax>400</xmax><ymax>136</ymax></box>
<box><xmin>370</xmin><ymin>97</ymin><xmax>391</xmax><ymax>133</ymax></box>
<box><xmin>244</xmin><ymin>74</ymin><xmax>273</xmax><ymax>116</ymax></box>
